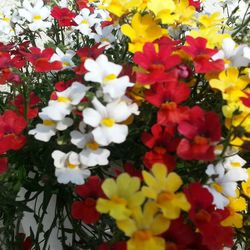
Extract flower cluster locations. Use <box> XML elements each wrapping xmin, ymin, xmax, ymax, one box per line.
<box><xmin>0</xmin><ymin>0</ymin><xmax>250</xmax><ymax>249</ymax></box>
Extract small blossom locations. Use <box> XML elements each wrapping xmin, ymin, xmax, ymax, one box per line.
<box><xmin>84</xmin><ymin>54</ymin><xmax>133</xmax><ymax>99</ymax></box>
<box><xmin>96</xmin><ymin>172</ymin><xmax>145</xmax><ymax>220</ymax></box>
<box><xmin>83</xmin><ymin>97</ymin><xmax>134</xmax><ymax>146</ymax></box>
<box><xmin>52</xmin><ymin>150</ymin><xmax>91</xmax><ymax>185</ymax></box>
<box><xmin>19</xmin><ymin>0</ymin><xmax>52</xmax><ymax>31</ymax></box>
<box><xmin>142</xmin><ymin>163</ymin><xmax>190</xmax><ymax>219</ymax></box>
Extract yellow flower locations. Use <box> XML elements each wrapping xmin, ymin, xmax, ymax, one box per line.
<box><xmin>96</xmin><ymin>173</ymin><xmax>145</xmax><ymax>220</ymax></box>
<box><xmin>242</xmin><ymin>168</ymin><xmax>250</xmax><ymax>198</ymax></box>
<box><xmin>121</xmin><ymin>13</ymin><xmax>167</xmax><ymax>53</ymax></box>
<box><xmin>147</xmin><ymin>0</ymin><xmax>195</xmax><ymax>26</ymax></box>
<box><xmin>199</xmin><ymin>12</ymin><xmax>223</xmax><ymax>28</ymax></box>
<box><xmin>117</xmin><ymin>202</ymin><xmax>169</xmax><ymax>250</ymax></box>
<box><xmin>221</xmin><ymin>193</ymin><xmax>247</xmax><ymax>228</ymax></box>
<box><xmin>99</xmin><ymin>0</ymin><xmax>143</xmax><ymax>17</ymax></box>
<box><xmin>142</xmin><ymin>164</ymin><xmax>190</xmax><ymax>219</ymax></box>
<box><xmin>209</xmin><ymin>68</ymin><xmax>248</xmax><ymax>103</ymax></box>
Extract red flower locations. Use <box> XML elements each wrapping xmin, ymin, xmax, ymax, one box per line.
<box><xmin>145</xmin><ymin>81</ymin><xmax>190</xmax><ymax>107</ymax></box>
<box><xmin>71</xmin><ymin>176</ymin><xmax>104</xmax><ymax>224</ymax></box>
<box><xmin>163</xmin><ymin>216</ymin><xmax>196</xmax><ymax>250</ymax></box>
<box><xmin>76</xmin><ymin>0</ymin><xmax>89</xmax><ymax>10</ymax></box>
<box><xmin>98</xmin><ymin>241</ymin><xmax>127</xmax><ymax>250</ymax></box>
<box><xmin>24</xmin><ymin>47</ymin><xmax>62</xmax><ymax>72</ymax></box>
<box><xmin>184</xmin><ymin>183</ymin><xmax>234</xmax><ymax>250</ymax></box>
<box><xmin>0</xmin><ymin>110</ymin><xmax>27</xmax><ymax>154</ymax></box>
<box><xmin>0</xmin><ymin>157</ymin><xmax>8</xmax><ymax>174</ymax></box>
<box><xmin>188</xmin><ymin>0</ymin><xmax>201</xmax><ymax>10</ymax></box>
<box><xmin>51</xmin><ymin>6</ymin><xmax>77</xmax><ymax>27</ymax></box>
<box><xmin>157</xmin><ymin>102</ymin><xmax>190</xmax><ymax>128</ymax></box>
<box><xmin>142</xmin><ymin>124</ymin><xmax>179</xmax><ymax>153</ymax></box>
<box><xmin>142</xmin><ymin>124</ymin><xmax>178</xmax><ymax>170</ymax></box>
<box><xmin>182</xmin><ymin>36</ymin><xmax>224</xmax><ymax>73</ymax></box>
<box><xmin>16</xmin><ymin>233</ymin><xmax>32</xmax><ymax>250</ymax></box>
<box><xmin>124</xmin><ymin>162</ymin><xmax>142</xmax><ymax>179</ymax></box>
<box><xmin>11</xmin><ymin>92</ymin><xmax>41</xmax><ymax>119</ymax></box>
<box><xmin>177</xmin><ymin>106</ymin><xmax>221</xmax><ymax>161</ymax></box>
<box><xmin>133</xmin><ymin>42</ymin><xmax>181</xmax><ymax>85</ymax></box>
<box><xmin>240</xmin><ymin>92</ymin><xmax>250</xmax><ymax>108</ymax></box>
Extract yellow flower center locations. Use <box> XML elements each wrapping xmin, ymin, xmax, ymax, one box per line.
<box><xmin>86</xmin><ymin>141</ymin><xmax>99</xmax><ymax>151</ymax></box>
<box><xmin>230</xmin><ymin>162</ymin><xmax>241</xmax><ymax>167</ymax></box>
<box><xmin>3</xmin><ymin>17</ymin><xmax>10</xmax><ymax>22</ymax></box>
<box><xmin>213</xmin><ymin>183</ymin><xmax>223</xmax><ymax>193</ymax></box>
<box><xmin>101</xmin><ymin>118</ymin><xmax>115</xmax><ymax>127</ymax></box>
<box><xmin>81</xmin><ymin>20</ymin><xmax>88</xmax><ymax>25</ymax></box>
<box><xmin>67</xmin><ymin>162</ymin><xmax>77</xmax><ymax>169</ymax></box>
<box><xmin>57</xmin><ymin>96</ymin><xmax>71</xmax><ymax>103</ymax></box>
<box><xmin>157</xmin><ymin>191</ymin><xmax>175</xmax><ymax>204</ymax></box>
<box><xmin>133</xmin><ymin>230</ymin><xmax>152</xmax><ymax>241</ymax></box>
<box><xmin>33</xmin><ymin>15</ymin><xmax>42</xmax><ymax>21</ymax></box>
<box><xmin>101</xmin><ymin>38</ymin><xmax>109</xmax><ymax>43</ymax></box>
<box><xmin>63</xmin><ymin>61</ymin><xmax>71</xmax><ymax>67</ymax></box>
<box><xmin>103</xmin><ymin>73</ymin><xmax>117</xmax><ymax>82</ymax></box>
<box><xmin>43</xmin><ymin>119</ymin><xmax>56</xmax><ymax>126</ymax></box>
<box><xmin>111</xmin><ymin>195</ymin><xmax>127</xmax><ymax>205</ymax></box>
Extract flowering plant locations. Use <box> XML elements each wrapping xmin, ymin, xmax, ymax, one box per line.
<box><xmin>0</xmin><ymin>0</ymin><xmax>250</xmax><ymax>249</ymax></box>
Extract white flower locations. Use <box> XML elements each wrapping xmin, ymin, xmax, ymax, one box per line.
<box><xmin>213</xmin><ymin>38</ymin><xmax>250</xmax><ymax>67</ymax></box>
<box><xmin>74</xmin><ymin>8</ymin><xmax>98</xmax><ymax>37</ymax></box>
<box><xmin>84</xmin><ymin>55</ymin><xmax>134</xmax><ymax>99</ymax></box>
<box><xmin>50</xmin><ymin>48</ymin><xmax>76</xmax><ymax>70</ymax></box>
<box><xmin>29</xmin><ymin>112</ymin><xmax>73</xmax><ymax>142</ymax></box>
<box><xmin>205</xmin><ymin>155</ymin><xmax>248</xmax><ymax>209</ymax></box>
<box><xmin>0</xmin><ymin>8</ymin><xmax>15</xmax><ymax>43</ymax></box>
<box><xmin>42</xmin><ymin>82</ymin><xmax>89</xmax><ymax>121</ymax></box>
<box><xmin>19</xmin><ymin>0</ymin><xmax>52</xmax><ymax>31</ymax></box>
<box><xmin>94</xmin><ymin>25</ymin><xmax>116</xmax><ymax>46</ymax></box>
<box><xmin>83</xmin><ymin>97</ymin><xmax>134</xmax><ymax>146</ymax></box>
<box><xmin>52</xmin><ymin>150</ymin><xmax>91</xmax><ymax>185</ymax></box>
<box><xmin>70</xmin><ymin>124</ymin><xmax>110</xmax><ymax>166</ymax></box>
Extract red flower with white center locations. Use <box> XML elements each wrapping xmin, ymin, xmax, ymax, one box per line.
<box><xmin>182</xmin><ymin>36</ymin><xmax>224</xmax><ymax>73</ymax></box>
<box><xmin>11</xmin><ymin>92</ymin><xmax>41</xmax><ymax>119</ymax></box>
<box><xmin>133</xmin><ymin>42</ymin><xmax>181</xmax><ymax>85</ymax></box>
<box><xmin>0</xmin><ymin>157</ymin><xmax>8</xmax><ymax>174</ymax></box>
<box><xmin>177</xmin><ymin>106</ymin><xmax>221</xmax><ymax>161</ymax></box>
<box><xmin>51</xmin><ymin>6</ymin><xmax>77</xmax><ymax>27</ymax></box>
<box><xmin>184</xmin><ymin>183</ymin><xmax>234</xmax><ymax>250</ymax></box>
<box><xmin>24</xmin><ymin>47</ymin><xmax>62</xmax><ymax>72</ymax></box>
<box><xmin>0</xmin><ymin>110</ymin><xmax>27</xmax><ymax>154</ymax></box>
<box><xmin>145</xmin><ymin>81</ymin><xmax>190</xmax><ymax>107</ymax></box>
<box><xmin>71</xmin><ymin>176</ymin><xmax>104</xmax><ymax>224</ymax></box>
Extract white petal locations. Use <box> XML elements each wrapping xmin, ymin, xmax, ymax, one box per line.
<box><xmin>80</xmin><ymin>148</ymin><xmax>110</xmax><ymax>166</ymax></box>
<box><xmin>83</xmin><ymin>107</ymin><xmax>102</xmax><ymax>127</ymax></box>
<box><xmin>107</xmin><ymin>100</ymin><xmax>132</xmax><ymax>122</ymax></box>
<box><xmin>56</xmin><ymin>117</ymin><xmax>73</xmax><ymax>130</ymax></box>
<box><xmin>52</xmin><ymin>150</ymin><xmax>66</xmax><ymax>169</ymax></box>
